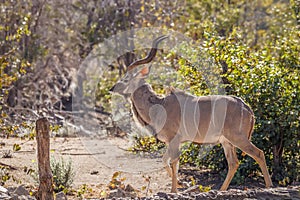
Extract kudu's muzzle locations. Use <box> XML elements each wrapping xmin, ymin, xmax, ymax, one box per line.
<box><xmin>109</xmin><ymin>85</ymin><xmax>115</xmax><ymax>92</ymax></box>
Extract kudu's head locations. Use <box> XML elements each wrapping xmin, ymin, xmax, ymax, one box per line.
<box><xmin>110</xmin><ymin>35</ymin><xmax>168</xmax><ymax>96</ymax></box>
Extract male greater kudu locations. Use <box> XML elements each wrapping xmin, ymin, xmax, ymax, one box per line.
<box><xmin>110</xmin><ymin>35</ymin><xmax>273</xmax><ymax>193</ymax></box>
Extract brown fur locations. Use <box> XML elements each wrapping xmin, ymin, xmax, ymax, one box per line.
<box><xmin>111</xmin><ymin>35</ymin><xmax>272</xmax><ymax>193</ymax></box>
<box><xmin>129</xmin><ymin>84</ymin><xmax>272</xmax><ymax>192</ymax></box>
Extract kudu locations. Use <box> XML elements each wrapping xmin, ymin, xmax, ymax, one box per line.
<box><xmin>110</xmin><ymin>35</ymin><xmax>273</xmax><ymax>193</ymax></box>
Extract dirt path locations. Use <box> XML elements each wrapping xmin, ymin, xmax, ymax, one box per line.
<box><xmin>0</xmin><ymin>137</ymin><xmax>171</xmax><ymax>198</ymax></box>
<box><xmin>1</xmin><ymin>137</ymin><xmax>299</xmax><ymax>199</ymax></box>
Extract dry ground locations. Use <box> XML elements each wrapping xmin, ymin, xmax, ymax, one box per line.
<box><xmin>0</xmin><ymin>136</ymin><xmax>172</xmax><ymax>198</ymax></box>
<box><xmin>0</xmin><ymin>136</ymin><xmax>299</xmax><ymax>199</ymax></box>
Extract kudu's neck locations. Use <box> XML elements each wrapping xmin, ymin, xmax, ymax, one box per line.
<box><xmin>130</xmin><ymin>83</ymin><xmax>163</xmax><ymax>126</ymax></box>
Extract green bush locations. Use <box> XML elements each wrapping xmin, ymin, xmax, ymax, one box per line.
<box><xmin>114</xmin><ymin>0</ymin><xmax>300</xmax><ymax>187</ymax></box>
<box><xmin>177</xmin><ymin>0</ymin><xmax>300</xmax><ymax>186</ymax></box>
<box><xmin>51</xmin><ymin>157</ymin><xmax>75</xmax><ymax>193</ymax></box>
<box><xmin>129</xmin><ymin>136</ymin><xmax>165</xmax><ymax>155</ymax></box>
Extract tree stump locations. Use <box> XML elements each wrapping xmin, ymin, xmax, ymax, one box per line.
<box><xmin>36</xmin><ymin>118</ymin><xmax>54</xmax><ymax>200</ymax></box>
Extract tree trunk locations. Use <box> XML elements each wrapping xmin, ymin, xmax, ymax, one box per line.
<box><xmin>36</xmin><ymin>118</ymin><xmax>54</xmax><ymax>200</ymax></box>
<box><xmin>273</xmin><ymin>140</ymin><xmax>284</xmax><ymax>181</ymax></box>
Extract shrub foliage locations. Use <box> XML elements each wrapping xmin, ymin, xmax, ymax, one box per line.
<box><xmin>177</xmin><ymin>0</ymin><xmax>300</xmax><ymax>186</ymax></box>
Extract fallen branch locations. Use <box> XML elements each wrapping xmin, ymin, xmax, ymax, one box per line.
<box><xmin>0</xmin><ymin>162</ymin><xmax>18</xmax><ymax>170</ymax></box>
<box><xmin>61</xmin><ymin>151</ymin><xmax>105</xmax><ymax>155</ymax></box>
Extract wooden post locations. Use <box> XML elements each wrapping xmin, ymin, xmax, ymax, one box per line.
<box><xmin>36</xmin><ymin>118</ymin><xmax>54</xmax><ymax>200</ymax></box>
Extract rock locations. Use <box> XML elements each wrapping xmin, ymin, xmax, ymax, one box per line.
<box><xmin>0</xmin><ymin>185</ymin><xmax>8</xmax><ymax>194</ymax></box>
<box><xmin>191</xmin><ymin>187</ymin><xmax>300</xmax><ymax>200</ymax></box>
<box><xmin>108</xmin><ymin>188</ymin><xmax>126</xmax><ymax>198</ymax></box>
<box><xmin>13</xmin><ymin>195</ymin><xmax>36</xmax><ymax>200</ymax></box>
<box><xmin>10</xmin><ymin>185</ymin><xmax>36</xmax><ymax>200</ymax></box>
<box><xmin>0</xmin><ymin>194</ymin><xmax>11</xmax><ymax>200</ymax></box>
<box><xmin>156</xmin><ymin>192</ymin><xmax>169</xmax><ymax>199</ymax></box>
<box><xmin>56</xmin><ymin>191</ymin><xmax>67</xmax><ymax>200</ymax></box>
<box><xmin>13</xmin><ymin>185</ymin><xmax>29</xmax><ymax>196</ymax></box>
<box><xmin>0</xmin><ymin>186</ymin><xmax>10</xmax><ymax>200</ymax></box>
<box><xmin>125</xmin><ymin>184</ymin><xmax>135</xmax><ymax>192</ymax></box>
<box><xmin>90</xmin><ymin>170</ymin><xmax>99</xmax><ymax>175</ymax></box>
<box><xmin>145</xmin><ymin>187</ymin><xmax>300</xmax><ymax>200</ymax></box>
<box><xmin>108</xmin><ymin>187</ymin><xmax>137</xmax><ymax>199</ymax></box>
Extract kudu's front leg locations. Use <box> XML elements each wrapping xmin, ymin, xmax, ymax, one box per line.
<box><xmin>163</xmin><ymin>135</ymin><xmax>181</xmax><ymax>193</ymax></box>
<box><xmin>220</xmin><ymin>138</ymin><xmax>239</xmax><ymax>191</ymax></box>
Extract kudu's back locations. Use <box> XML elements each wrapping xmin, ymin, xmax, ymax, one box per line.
<box><xmin>152</xmin><ymin>90</ymin><xmax>255</xmax><ymax>145</ymax></box>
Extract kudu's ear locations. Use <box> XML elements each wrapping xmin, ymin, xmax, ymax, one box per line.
<box><xmin>138</xmin><ymin>65</ymin><xmax>151</xmax><ymax>78</ymax></box>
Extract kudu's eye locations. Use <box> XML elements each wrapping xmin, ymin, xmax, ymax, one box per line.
<box><xmin>122</xmin><ymin>74</ymin><xmax>131</xmax><ymax>83</ymax></box>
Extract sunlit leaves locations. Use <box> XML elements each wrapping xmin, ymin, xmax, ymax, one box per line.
<box><xmin>129</xmin><ymin>136</ymin><xmax>165</xmax><ymax>154</ymax></box>
<box><xmin>13</xmin><ymin>143</ymin><xmax>21</xmax><ymax>152</ymax></box>
<box><xmin>0</xmin><ymin>1</ymin><xmax>33</xmax><ymax>135</ymax></box>
<box><xmin>179</xmin><ymin>0</ymin><xmax>300</xmax><ymax>185</ymax></box>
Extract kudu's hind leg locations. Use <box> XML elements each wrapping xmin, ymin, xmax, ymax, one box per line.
<box><xmin>220</xmin><ymin>139</ymin><xmax>239</xmax><ymax>191</ymax></box>
<box><xmin>170</xmin><ymin>157</ymin><xmax>180</xmax><ymax>193</ymax></box>
<box><xmin>231</xmin><ymin>137</ymin><xmax>273</xmax><ymax>188</ymax></box>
